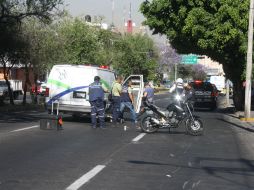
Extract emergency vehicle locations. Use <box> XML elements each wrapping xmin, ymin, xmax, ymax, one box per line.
<box><xmin>45</xmin><ymin>65</ymin><xmax>143</xmax><ymax>117</ymax></box>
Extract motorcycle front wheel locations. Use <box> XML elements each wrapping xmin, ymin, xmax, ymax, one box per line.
<box><xmin>141</xmin><ymin>115</ymin><xmax>159</xmax><ymax>133</ymax></box>
<box><xmin>185</xmin><ymin>117</ymin><xmax>204</xmax><ymax>136</ymax></box>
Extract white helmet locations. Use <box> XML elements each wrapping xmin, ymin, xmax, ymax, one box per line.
<box><xmin>176</xmin><ymin>78</ymin><xmax>183</xmax><ymax>83</ymax></box>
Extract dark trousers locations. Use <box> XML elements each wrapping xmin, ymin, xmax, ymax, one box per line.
<box><xmin>90</xmin><ymin>99</ymin><xmax>105</xmax><ymax>128</ymax></box>
<box><xmin>112</xmin><ymin>96</ymin><xmax>121</xmax><ymax>123</ymax></box>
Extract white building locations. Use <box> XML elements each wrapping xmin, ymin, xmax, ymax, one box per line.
<box><xmin>198</xmin><ymin>55</ymin><xmax>224</xmax><ymax>76</ymax></box>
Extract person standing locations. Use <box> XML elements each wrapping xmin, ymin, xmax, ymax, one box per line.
<box><xmin>139</xmin><ymin>82</ymin><xmax>155</xmax><ymax>117</ymax></box>
<box><xmin>119</xmin><ymin>80</ymin><xmax>137</xmax><ymax>126</ymax></box>
<box><xmin>89</xmin><ymin>76</ymin><xmax>108</xmax><ymax>129</ymax></box>
<box><xmin>169</xmin><ymin>78</ymin><xmax>184</xmax><ymax>95</ymax></box>
<box><xmin>111</xmin><ymin>76</ymin><xmax>123</xmax><ymax>126</ymax></box>
<box><xmin>143</xmin><ymin>82</ymin><xmax>155</xmax><ymax>103</ymax></box>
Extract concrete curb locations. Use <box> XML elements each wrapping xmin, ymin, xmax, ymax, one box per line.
<box><xmin>240</xmin><ymin>118</ymin><xmax>254</xmax><ymax>122</ymax></box>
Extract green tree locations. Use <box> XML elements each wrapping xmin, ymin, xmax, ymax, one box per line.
<box><xmin>57</xmin><ymin>18</ymin><xmax>99</xmax><ymax>64</ymax></box>
<box><xmin>141</xmin><ymin>0</ymin><xmax>249</xmax><ymax>110</ymax></box>
<box><xmin>0</xmin><ymin>0</ymin><xmax>63</xmax><ymax>105</ymax></box>
<box><xmin>112</xmin><ymin>34</ymin><xmax>158</xmax><ymax>81</ymax></box>
<box><xmin>21</xmin><ymin>19</ymin><xmax>61</xmax><ymax>104</ymax></box>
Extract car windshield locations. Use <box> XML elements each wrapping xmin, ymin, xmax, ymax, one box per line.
<box><xmin>191</xmin><ymin>82</ymin><xmax>213</xmax><ymax>91</ymax></box>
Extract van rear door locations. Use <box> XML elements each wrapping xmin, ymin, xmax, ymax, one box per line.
<box><xmin>122</xmin><ymin>75</ymin><xmax>144</xmax><ymax>113</ymax></box>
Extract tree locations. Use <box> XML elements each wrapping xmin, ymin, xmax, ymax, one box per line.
<box><xmin>112</xmin><ymin>34</ymin><xmax>158</xmax><ymax>81</ymax></box>
<box><xmin>21</xmin><ymin>18</ymin><xmax>60</xmax><ymax>104</ymax></box>
<box><xmin>57</xmin><ymin>18</ymin><xmax>99</xmax><ymax>64</ymax></box>
<box><xmin>141</xmin><ymin>0</ymin><xmax>249</xmax><ymax>110</ymax></box>
<box><xmin>191</xmin><ymin>64</ymin><xmax>207</xmax><ymax>81</ymax></box>
<box><xmin>0</xmin><ymin>0</ymin><xmax>63</xmax><ymax>24</ymax></box>
<box><xmin>0</xmin><ymin>0</ymin><xmax>63</xmax><ymax>105</ymax></box>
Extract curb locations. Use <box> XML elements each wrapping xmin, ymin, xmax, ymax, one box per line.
<box><xmin>240</xmin><ymin>118</ymin><xmax>254</xmax><ymax>122</ymax></box>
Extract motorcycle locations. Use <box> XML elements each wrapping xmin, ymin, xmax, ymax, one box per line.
<box><xmin>139</xmin><ymin>94</ymin><xmax>204</xmax><ymax>136</ymax></box>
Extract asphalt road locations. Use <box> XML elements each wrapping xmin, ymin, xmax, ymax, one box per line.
<box><xmin>0</xmin><ymin>94</ymin><xmax>254</xmax><ymax>190</ymax></box>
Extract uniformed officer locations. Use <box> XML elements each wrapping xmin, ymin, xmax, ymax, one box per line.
<box><xmin>89</xmin><ymin>76</ymin><xmax>108</xmax><ymax>129</ymax></box>
<box><xmin>169</xmin><ymin>78</ymin><xmax>184</xmax><ymax>95</ymax></box>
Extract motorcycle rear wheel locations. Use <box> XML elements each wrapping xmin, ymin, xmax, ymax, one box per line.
<box><xmin>186</xmin><ymin>118</ymin><xmax>203</xmax><ymax>136</ymax></box>
<box><xmin>141</xmin><ymin>115</ymin><xmax>159</xmax><ymax>133</ymax></box>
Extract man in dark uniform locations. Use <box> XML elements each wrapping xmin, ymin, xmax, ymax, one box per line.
<box><xmin>89</xmin><ymin>76</ymin><xmax>108</xmax><ymax>129</ymax></box>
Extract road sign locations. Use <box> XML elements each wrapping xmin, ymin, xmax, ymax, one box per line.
<box><xmin>181</xmin><ymin>54</ymin><xmax>197</xmax><ymax>64</ymax></box>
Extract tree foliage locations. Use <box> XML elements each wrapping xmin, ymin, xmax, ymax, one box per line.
<box><xmin>112</xmin><ymin>34</ymin><xmax>158</xmax><ymax>81</ymax></box>
<box><xmin>0</xmin><ymin>0</ymin><xmax>63</xmax><ymax>105</ymax></box>
<box><xmin>141</xmin><ymin>0</ymin><xmax>249</xmax><ymax>109</ymax></box>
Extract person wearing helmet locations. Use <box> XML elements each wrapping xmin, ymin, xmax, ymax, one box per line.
<box><xmin>169</xmin><ymin>78</ymin><xmax>184</xmax><ymax>95</ymax></box>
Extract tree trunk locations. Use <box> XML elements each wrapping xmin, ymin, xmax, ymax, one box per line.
<box><xmin>4</xmin><ymin>77</ymin><xmax>14</xmax><ymax>105</ymax></box>
<box><xmin>33</xmin><ymin>73</ymin><xmax>38</xmax><ymax>104</ymax></box>
<box><xmin>22</xmin><ymin>63</ymin><xmax>31</xmax><ymax>105</ymax></box>
<box><xmin>232</xmin><ymin>80</ymin><xmax>244</xmax><ymax>111</ymax></box>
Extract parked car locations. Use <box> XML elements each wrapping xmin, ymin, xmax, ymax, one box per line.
<box><xmin>0</xmin><ymin>80</ymin><xmax>23</xmax><ymax>99</ymax></box>
<box><xmin>31</xmin><ymin>82</ymin><xmax>47</xmax><ymax>96</ymax></box>
<box><xmin>189</xmin><ymin>80</ymin><xmax>218</xmax><ymax>110</ymax></box>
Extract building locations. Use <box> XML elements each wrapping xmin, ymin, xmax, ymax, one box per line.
<box><xmin>198</xmin><ymin>55</ymin><xmax>224</xmax><ymax>76</ymax></box>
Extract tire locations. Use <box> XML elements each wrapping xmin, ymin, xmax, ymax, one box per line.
<box><xmin>210</xmin><ymin>103</ymin><xmax>217</xmax><ymax>111</ymax></box>
<box><xmin>140</xmin><ymin>115</ymin><xmax>159</xmax><ymax>133</ymax></box>
<box><xmin>185</xmin><ymin>118</ymin><xmax>203</xmax><ymax>136</ymax></box>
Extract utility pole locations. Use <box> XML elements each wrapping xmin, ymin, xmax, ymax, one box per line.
<box><xmin>174</xmin><ymin>63</ymin><xmax>177</xmax><ymax>81</ymax></box>
<box><xmin>245</xmin><ymin>0</ymin><xmax>254</xmax><ymax>119</ymax></box>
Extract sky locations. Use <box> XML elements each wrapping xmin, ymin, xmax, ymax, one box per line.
<box><xmin>64</xmin><ymin>0</ymin><xmax>145</xmax><ymax>28</ymax></box>
<box><xmin>63</xmin><ymin>0</ymin><xmax>166</xmax><ymax>43</ymax></box>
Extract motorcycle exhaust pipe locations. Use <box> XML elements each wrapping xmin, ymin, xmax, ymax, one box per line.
<box><xmin>151</xmin><ymin>118</ymin><xmax>160</xmax><ymax>124</ymax></box>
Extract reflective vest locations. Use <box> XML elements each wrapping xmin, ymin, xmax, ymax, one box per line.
<box><xmin>89</xmin><ymin>81</ymin><xmax>104</xmax><ymax>101</ymax></box>
<box><xmin>121</xmin><ymin>85</ymin><xmax>131</xmax><ymax>102</ymax></box>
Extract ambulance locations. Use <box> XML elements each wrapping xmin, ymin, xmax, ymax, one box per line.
<box><xmin>45</xmin><ymin>65</ymin><xmax>143</xmax><ymax>117</ymax></box>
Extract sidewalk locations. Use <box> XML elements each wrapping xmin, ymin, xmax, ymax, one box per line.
<box><xmin>216</xmin><ymin>96</ymin><xmax>254</xmax><ymax>131</ymax></box>
<box><xmin>220</xmin><ymin>105</ymin><xmax>254</xmax><ymax>131</ymax></box>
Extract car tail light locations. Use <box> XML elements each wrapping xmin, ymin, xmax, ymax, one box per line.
<box><xmin>45</xmin><ymin>88</ymin><xmax>49</xmax><ymax>97</ymax></box>
<box><xmin>211</xmin><ymin>92</ymin><xmax>217</xmax><ymax>97</ymax></box>
<box><xmin>194</xmin><ymin>80</ymin><xmax>202</xmax><ymax>84</ymax></box>
<box><xmin>38</xmin><ymin>86</ymin><xmax>42</xmax><ymax>93</ymax></box>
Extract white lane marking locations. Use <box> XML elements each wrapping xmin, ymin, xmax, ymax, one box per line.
<box><xmin>10</xmin><ymin>125</ymin><xmax>39</xmax><ymax>133</ymax></box>
<box><xmin>182</xmin><ymin>180</ymin><xmax>189</xmax><ymax>189</ymax></box>
<box><xmin>132</xmin><ymin>133</ymin><xmax>146</xmax><ymax>142</ymax></box>
<box><xmin>66</xmin><ymin>165</ymin><xmax>106</xmax><ymax>190</ymax></box>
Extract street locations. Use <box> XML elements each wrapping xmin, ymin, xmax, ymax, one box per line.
<box><xmin>0</xmin><ymin>94</ymin><xmax>254</xmax><ymax>190</ymax></box>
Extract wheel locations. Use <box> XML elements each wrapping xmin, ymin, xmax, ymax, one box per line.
<box><xmin>140</xmin><ymin>115</ymin><xmax>159</xmax><ymax>133</ymax></box>
<box><xmin>210</xmin><ymin>103</ymin><xmax>217</xmax><ymax>111</ymax></box>
<box><xmin>185</xmin><ymin>118</ymin><xmax>203</xmax><ymax>136</ymax></box>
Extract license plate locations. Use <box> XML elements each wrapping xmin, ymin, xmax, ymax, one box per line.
<box><xmin>73</xmin><ymin>91</ymin><xmax>86</xmax><ymax>99</ymax></box>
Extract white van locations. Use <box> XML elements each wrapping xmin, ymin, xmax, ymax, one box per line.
<box><xmin>210</xmin><ymin>75</ymin><xmax>226</xmax><ymax>94</ymax></box>
<box><xmin>45</xmin><ymin>65</ymin><xmax>143</xmax><ymax>116</ymax></box>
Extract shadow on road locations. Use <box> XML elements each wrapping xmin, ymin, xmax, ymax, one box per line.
<box><xmin>217</xmin><ymin>118</ymin><xmax>254</xmax><ymax>132</ymax></box>
<box><xmin>128</xmin><ymin>157</ymin><xmax>254</xmax><ymax>188</ymax></box>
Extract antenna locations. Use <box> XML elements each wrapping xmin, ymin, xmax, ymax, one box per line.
<box><xmin>129</xmin><ymin>2</ymin><xmax>132</xmax><ymax>19</ymax></box>
<box><xmin>111</xmin><ymin>0</ymin><xmax>114</xmax><ymax>27</ymax></box>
